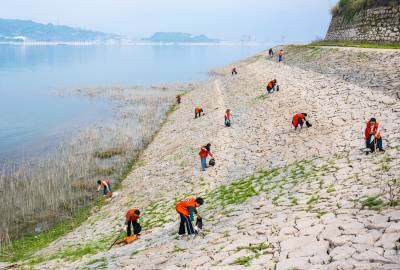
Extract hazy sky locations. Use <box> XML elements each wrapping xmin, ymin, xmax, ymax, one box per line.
<box><xmin>0</xmin><ymin>0</ymin><xmax>338</xmax><ymax>42</ymax></box>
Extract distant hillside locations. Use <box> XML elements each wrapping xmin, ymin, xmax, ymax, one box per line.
<box><xmin>0</xmin><ymin>18</ymin><xmax>120</xmax><ymax>42</ymax></box>
<box><xmin>144</xmin><ymin>32</ymin><xmax>219</xmax><ymax>43</ymax></box>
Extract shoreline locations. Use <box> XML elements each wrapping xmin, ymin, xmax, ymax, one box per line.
<box><xmin>0</xmin><ymin>41</ymin><xmax>274</xmax><ymax>46</ymax></box>
<box><xmin>0</xmin><ymin>84</ymin><xmax>186</xmax><ymax>254</ymax></box>
<box><xmin>3</xmin><ymin>45</ymin><xmax>400</xmax><ymax>269</ymax></box>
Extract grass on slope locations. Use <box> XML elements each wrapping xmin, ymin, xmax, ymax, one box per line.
<box><xmin>0</xmin><ymin>198</ymin><xmax>106</xmax><ymax>263</ymax></box>
<box><xmin>0</xmin><ymin>105</ymin><xmax>179</xmax><ymax>264</ymax></box>
<box><xmin>308</xmin><ymin>41</ymin><xmax>400</xmax><ymax>49</ymax></box>
<box><xmin>18</xmin><ymin>151</ymin><xmax>398</xmax><ymax>266</ymax></box>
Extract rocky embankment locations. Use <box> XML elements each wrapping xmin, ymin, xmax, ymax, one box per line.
<box><xmin>282</xmin><ymin>46</ymin><xmax>400</xmax><ymax>99</ymax></box>
<box><xmin>8</xmin><ymin>46</ymin><xmax>400</xmax><ymax>269</ymax></box>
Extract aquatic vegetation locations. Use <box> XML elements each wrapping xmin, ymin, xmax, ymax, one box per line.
<box><xmin>0</xmin><ymin>85</ymin><xmax>181</xmax><ymax>249</ymax></box>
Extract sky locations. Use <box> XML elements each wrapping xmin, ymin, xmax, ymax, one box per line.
<box><xmin>0</xmin><ymin>0</ymin><xmax>338</xmax><ymax>43</ymax></box>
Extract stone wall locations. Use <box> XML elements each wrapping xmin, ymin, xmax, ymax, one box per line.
<box><xmin>325</xmin><ymin>6</ymin><xmax>400</xmax><ymax>43</ymax></box>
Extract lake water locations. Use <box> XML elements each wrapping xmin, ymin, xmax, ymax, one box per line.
<box><xmin>0</xmin><ymin>43</ymin><xmax>268</xmax><ymax>161</ymax></box>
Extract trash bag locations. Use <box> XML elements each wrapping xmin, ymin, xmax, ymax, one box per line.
<box><xmin>368</xmin><ymin>135</ymin><xmax>376</xmax><ymax>152</ymax></box>
<box><xmin>209</xmin><ymin>158</ymin><xmax>215</xmax><ymax>167</ymax></box>
<box><xmin>196</xmin><ymin>217</ymin><xmax>203</xmax><ymax>230</ymax></box>
<box><xmin>306</xmin><ymin>120</ymin><xmax>312</xmax><ymax>128</ymax></box>
<box><xmin>107</xmin><ymin>191</ymin><xmax>113</xmax><ymax>198</ymax></box>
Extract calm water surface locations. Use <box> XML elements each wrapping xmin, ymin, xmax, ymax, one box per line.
<box><xmin>0</xmin><ymin>44</ymin><xmax>268</xmax><ymax>160</ymax></box>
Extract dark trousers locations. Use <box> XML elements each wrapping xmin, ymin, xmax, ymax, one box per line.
<box><xmin>178</xmin><ymin>213</ymin><xmax>195</xmax><ymax>235</ymax></box>
<box><xmin>294</xmin><ymin>120</ymin><xmax>304</xmax><ymax>130</ymax></box>
<box><xmin>103</xmin><ymin>184</ymin><xmax>111</xmax><ymax>195</ymax></box>
<box><xmin>366</xmin><ymin>135</ymin><xmax>383</xmax><ymax>151</ymax></box>
<box><xmin>127</xmin><ymin>220</ymin><xmax>141</xmax><ymax>236</ymax></box>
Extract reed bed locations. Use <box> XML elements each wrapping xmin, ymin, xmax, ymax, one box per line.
<box><xmin>0</xmin><ymin>85</ymin><xmax>187</xmax><ymax>250</ymax></box>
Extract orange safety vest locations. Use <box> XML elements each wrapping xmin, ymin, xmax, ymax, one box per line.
<box><xmin>267</xmin><ymin>80</ymin><xmax>274</xmax><ymax>90</ymax></box>
<box><xmin>278</xmin><ymin>50</ymin><xmax>284</xmax><ymax>56</ymax></box>
<box><xmin>176</xmin><ymin>198</ymin><xmax>197</xmax><ymax>216</ymax></box>
<box><xmin>292</xmin><ymin>113</ymin><xmax>305</xmax><ymax>127</ymax></box>
<box><xmin>224</xmin><ymin>112</ymin><xmax>232</xmax><ymax>120</ymax></box>
<box><xmin>365</xmin><ymin>122</ymin><xmax>381</xmax><ymax>139</ymax></box>
<box><xmin>125</xmin><ymin>208</ymin><xmax>140</xmax><ymax>222</ymax></box>
<box><xmin>195</xmin><ymin>107</ymin><xmax>202</xmax><ymax>113</ymax></box>
<box><xmin>198</xmin><ymin>147</ymin><xmax>209</xmax><ymax>158</ymax></box>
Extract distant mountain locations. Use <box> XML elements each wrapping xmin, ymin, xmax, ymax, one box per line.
<box><xmin>0</xmin><ymin>18</ymin><xmax>120</xmax><ymax>42</ymax></box>
<box><xmin>144</xmin><ymin>32</ymin><xmax>219</xmax><ymax>43</ymax></box>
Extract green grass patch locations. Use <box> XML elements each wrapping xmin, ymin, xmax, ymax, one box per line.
<box><xmin>309</xmin><ymin>40</ymin><xmax>400</xmax><ymax>49</ymax></box>
<box><xmin>0</xmin><ymin>198</ymin><xmax>106</xmax><ymax>263</ymax></box>
<box><xmin>232</xmin><ymin>242</ymin><xmax>270</xmax><ymax>267</ymax></box>
<box><xmin>87</xmin><ymin>257</ymin><xmax>107</xmax><ymax>265</ymax></box>
<box><xmin>173</xmin><ymin>245</ymin><xmax>186</xmax><ymax>253</ymax></box>
<box><xmin>360</xmin><ymin>196</ymin><xmax>383</xmax><ymax>210</ymax></box>
<box><xmin>232</xmin><ymin>256</ymin><xmax>253</xmax><ymax>266</ymax></box>
<box><xmin>131</xmin><ymin>250</ymin><xmax>140</xmax><ymax>256</ymax></box>
<box><xmin>327</xmin><ymin>184</ymin><xmax>336</xmax><ymax>193</ymax></box>
<box><xmin>254</xmin><ymin>94</ymin><xmax>268</xmax><ymax>101</ymax></box>
<box><xmin>290</xmin><ymin>196</ymin><xmax>298</xmax><ymax>206</ymax></box>
<box><xmin>236</xmin><ymin>242</ymin><xmax>269</xmax><ymax>256</ymax></box>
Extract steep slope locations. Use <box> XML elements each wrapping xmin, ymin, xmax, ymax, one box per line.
<box><xmin>9</xmin><ymin>46</ymin><xmax>400</xmax><ymax>269</ymax></box>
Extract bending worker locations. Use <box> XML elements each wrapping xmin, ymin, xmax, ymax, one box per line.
<box><xmin>97</xmin><ymin>179</ymin><xmax>111</xmax><ymax>196</ymax></box>
<box><xmin>224</xmin><ymin>109</ymin><xmax>233</xmax><ymax>127</ymax></box>
<box><xmin>292</xmin><ymin>113</ymin><xmax>310</xmax><ymax>130</ymax></box>
<box><xmin>278</xmin><ymin>49</ymin><xmax>284</xmax><ymax>62</ymax></box>
<box><xmin>195</xmin><ymin>106</ymin><xmax>204</xmax><ymax>118</ymax></box>
<box><xmin>364</xmin><ymin>117</ymin><xmax>384</xmax><ymax>153</ymax></box>
<box><xmin>176</xmin><ymin>197</ymin><xmax>204</xmax><ymax>236</ymax></box>
<box><xmin>125</xmin><ymin>208</ymin><xmax>142</xmax><ymax>236</ymax></box>
<box><xmin>232</xmin><ymin>67</ymin><xmax>238</xmax><ymax>75</ymax></box>
<box><xmin>265</xmin><ymin>79</ymin><xmax>278</xmax><ymax>94</ymax></box>
<box><xmin>199</xmin><ymin>143</ymin><xmax>214</xmax><ymax>171</ymax></box>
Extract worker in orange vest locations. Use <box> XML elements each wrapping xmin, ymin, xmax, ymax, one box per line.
<box><xmin>292</xmin><ymin>113</ymin><xmax>311</xmax><ymax>130</ymax></box>
<box><xmin>278</xmin><ymin>49</ymin><xmax>284</xmax><ymax>62</ymax></box>
<box><xmin>199</xmin><ymin>143</ymin><xmax>214</xmax><ymax>171</ymax></box>
<box><xmin>97</xmin><ymin>179</ymin><xmax>112</xmax><ymax>196</ymax></box>
<box><xmin>265</xmin><ymin>79</ymin><xmax>278</xmax><ymax>94</ymax></box>
<box><xmin>224</xmin><ymin>109</ymin><xmax>233</xmax><ymax>127</ymax></box>
<box><xmin>176</xmin><ymin>197</ymin><xmax>204</xmax><ymax>236</ymax></box>
<box><xmin>194</xmin><ymin>106</ymin><xmax>204</xmax><ymax>118</ymax></box>
<box><xmin>364</xmin><ymin>118</ymin><xmax>384</xmax><ymax>153</ymax></box>
<box><xmin>176</xmin><ymin>95</ymin><xmax>181</xmax><ymax>104</ymax></box>
<box><xmin>125</xmin><ymin>208</ymin><xmax>141</xmax><ymax>236</ymax></box>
